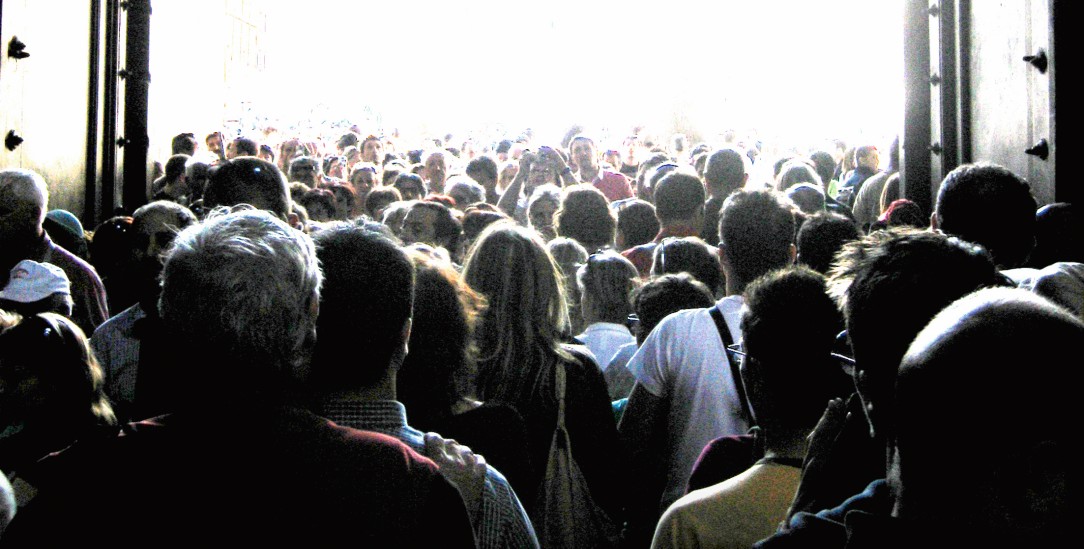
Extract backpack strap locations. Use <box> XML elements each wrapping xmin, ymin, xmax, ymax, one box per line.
<box><xmin>555</xmin><ymin>361</ymin><xmax>567</xmax><ymax>430</ymax></box>
<box><xmin>709</xmin><ymin>304</ymin><xmax>753</xmax><ymax>424</ymax></box>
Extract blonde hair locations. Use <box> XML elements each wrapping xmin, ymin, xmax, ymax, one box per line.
<box><xmin>0</xmin><ymin>312</ymin><xmax>116</xmax><ymax>428</ymax></box>
<box><xmin>462</xmin><ymin>223</ymin><xmax>571</xmax><ymax>404</ymax></box>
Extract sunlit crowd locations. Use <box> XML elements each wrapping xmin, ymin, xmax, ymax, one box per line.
<box><xmin>0</xmin><ymin>122</ymin><xmax>1077</xmax><ymax>547</ymax></box>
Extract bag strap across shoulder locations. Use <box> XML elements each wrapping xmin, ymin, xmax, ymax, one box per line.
<box><xmin>554</xmin><ymin>362</ymin><xmax>567</xmax><ymax>429</ymax></box>
<box><xmin>709</xmin><ymin>304</ymin><xmax>752</xmax><ymax>424</ymax></box>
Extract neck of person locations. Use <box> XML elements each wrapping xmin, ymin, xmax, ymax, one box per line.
<box><xmin>321</xmin><ymin>370</ymin><xmax>397</xmax><ymax>403</ymax></box>
<box><xmin>578</xmin><ymin>163</ymin><xmax>600</xmax><ymax>182</ymax></box>
<box><xmin>723</xmin><ymin>268</ymin><xmax>747</xmax><ymax>297</ymax></box>
<box><xmin>1</xmin><ymin>227</ymin><xmax>45</xmax><ymax>268</ymax></box>
<box><xmin>660</xmin><ymin>219</ymin><xmax>699</xmax><ymax>237</ymax></box>
<box><xmin>758</xmin><ymin>425</ymin><xmax>811</xmax><ymax>466</ymax></box>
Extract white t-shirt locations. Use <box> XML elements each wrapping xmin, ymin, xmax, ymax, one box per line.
<box><xmin>578</xmin><ymin>322</ymin><xmax>637</xmax><ymax>372</ymax></box>
<box><xmin>625</xmin><ymin>295</ymin><xmax>750</xmax><ymax>509</ymax></box>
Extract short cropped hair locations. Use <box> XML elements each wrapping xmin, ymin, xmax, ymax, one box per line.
<box><xmin>855</xmin><ymin>145</ymin><xmax>878</xmax><ymax>165</ymax></box>
<box><xmin>466</xmin><ymin>156</ymin><xmax>498</xmax><ymax>184</ymax></box>
<box><xmin>446</xmin><ymin>178</ymin><xmax>486</xmax><ymax>207</ymax></box>
<box><xmin>650</xmin><ymin>237</ymin><xmax>723</xmax><ymax>295</ymax></box>
<box><xmin>614</xmin><ymin>199</ymin><xmax>660</xmax><ymax>249</ymax></box>
<box><xmin>703</xmin><ymin>147</ymin><xmax>749</xmax><ymax>195</ymax></box>
<box><xmin>828</xmin><ymin>228</ymin><xmax>1002</xmax><ymax>397</ymax></box>
<box><xmin>797</xmin><ymin>212</ymin><xmax>861</xmax><ymax>273</ymax></box>
<box><xmin>653</xmin><ymin>170</ymin><xmax>706</xmax><ymax>223</ymax></box>
<box><xmin>311</xmin><ymin>222</ymin><xmax>415</xmax><ymax>389</ymax></box>
<box><xmin>364</xmin><ymin>187</ymin><xmax>401</xmax><ymax>219</ymax></box>
<box><xmin>231</xmin><ymin>136</ymin><xmax>259</xmax><ymax>157</ymax></box>
<box><xmin>555</xmin><ymin>184</ymin><xmax>615</xmax><ymax>252</ymax></box>
<box><xmin>393</xmin><ymin>173</ymin><xmax>426</xmax><ymax>199</ymax></box>
<box><xmin>741</xmin><ymin>266</ymin><xmax>847</xmax><ymax>430</ymax></box>
<box><xmin>171</xmin><ymin>133</ymin><xmax>197</xmax><ymax>155</ymax></box>
<box><xmin>777</xmin><ymin>160</ymin><xmax>823</xmax><ymax>192</ymax></box>
<box><xmin>632</xmin><ymin>273</ymin><xmax>714</xmax><ymax>345</ymax></box>
<box><xmin>935</xmin><ymin>163</ymin><xmax>1037</xmax><ymax>268</ymax></box>
<box><xmin>159</xmin><ymin>210</ymin><xmax>321</xmax><ymax>401</ymax></box>
<box><xmin>164</xmin><ymin>154</ymin><xmax>190</xmax><ymax>180</ymax></box>
<box><xmin>132</xmin><ymin>200</ymin><xmax>197</xmax><ymax>237</ymax></box>
<box><xmin>287</xmin><ymin>156</ymin><xmax>321</xmax><ymax>186</ymax></box>
<box><xmin>336</xmin><ymin>132</ymin><xmax>359</xmax><ymax>151</ymax></box>
<box><xmin>719</xmin><ymin>189</ymin><xmax>797</xmax><ymax>289</ymax></box>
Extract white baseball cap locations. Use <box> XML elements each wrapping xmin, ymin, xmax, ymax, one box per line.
<box><xmin>0</xmin><ymin>260</ymin><xmax>71</xmax><ymax>303</ymax></box>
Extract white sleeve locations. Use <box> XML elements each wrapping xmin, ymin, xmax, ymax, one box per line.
<box><xmin>626</xmin><ymin>314</ymin><xmax>680</xmax><ymax>397</ymax></box>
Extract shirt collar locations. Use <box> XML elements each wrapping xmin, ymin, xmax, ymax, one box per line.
<box><xmin>319</xmin><ymin>399</ymin><xmax>408</xmax><ymax>432</ymax></box>
<box><xmin>654</xmin><ymin>225</ymin><xmax>701</xmax><ymax>241</ymax></box>
<box><xmin>582</xmin><ymin>322</ymin><xmax>632</xmax><ymax>336</ymax></box>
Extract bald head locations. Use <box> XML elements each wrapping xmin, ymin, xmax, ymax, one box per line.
<box><xmin>893</xmin><ymin>287</ymin><xmax>1079</xmax><ymax>538</ymax></box>
<box><xmin>204</xmin><ymin>158</ymin><xmax>291</xmax><ymax>219</ymax></box>
<box><xmin>132</xmin><ymin>201</ymin><xmax>197</xmax><ymax>258</ymax></box>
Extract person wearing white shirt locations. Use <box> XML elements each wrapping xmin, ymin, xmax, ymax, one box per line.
<box><xmin>619</xmin><ymin>189</ymin><xmax>799</xmax><ymax>546</ymax></box>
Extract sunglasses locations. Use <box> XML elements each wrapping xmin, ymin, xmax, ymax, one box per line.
<box><xmin>726</xmin><ymin>341</ymin><xmax>856</xmax><ymax>376</ymax></box>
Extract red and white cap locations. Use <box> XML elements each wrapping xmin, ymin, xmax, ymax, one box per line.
<box><xmin>0</xmin><ymin>260</ymin><xmax>71</xmax><ymax>303</ymax></box>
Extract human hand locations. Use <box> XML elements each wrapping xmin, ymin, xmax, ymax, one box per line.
<box><xmin>424</xmin><ymin>432</ymin><xmax>487</xmax><ymax>520</ymax></box>
<box><xmin>519</xmin><ymin>150</ymin><xmax>536</xmax><ymax>173</ymax></box>
<box><xmin>538</xmin><ymin>146</ymin><xmax>567</xmax><ymax>171</ymax></box>
<box><xmin>785</xmin><ymin>397</ymin><xmax>847</xmax><ymax>522</ymax></box>
<box><xmin>807</xmin><ymin>397</ymin><xmax>847</xmax><ymax>460</ymax></box>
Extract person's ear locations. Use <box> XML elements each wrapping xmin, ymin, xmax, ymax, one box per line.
<box><xmin>929</xmin><ymin>212</ymin><xmax>939</xmax><ymax>231</ymax></box>
<box><xmin>308</xmin><ymin>292</ymin><xmax>320</xmax><ymax>320</ymax></box>
<box><xmin>718</xmin><ymin>242</ymin><xmax>734</xmax><ymax>281</ymax></box>
<box><xmin>400</xmin><ymin>317</ymin><xmax>412</xmax><ymax>357</ymax></box>
<box><xmin>852</xmin><ymin>368</ymin><xmax>877</xmax><ymax>439</ymax></box>
<box><xmin>717</xmin><ymin>242</ymin><xmax>731</xmax><ymax>269</ymax></box>
<box><xmin>788</xmin><ymin>243</ymin><xmax>797</xmax><ymax>264</ymax></box>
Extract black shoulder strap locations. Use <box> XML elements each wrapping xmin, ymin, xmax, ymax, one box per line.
<box><xmin>709</xmin><ymin>305</ymin><xmax>752</xmax><ymax>424</ymax></box>
<box><xmin>708</xmin><ymin>305</ymin><xmax>735</xmax><ymax>348</ymax></box>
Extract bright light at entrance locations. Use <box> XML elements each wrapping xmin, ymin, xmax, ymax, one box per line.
<box><xmin>151</xmin><ymin>0</ymin><xmax>901</xmax><ymax>152</ymax></box>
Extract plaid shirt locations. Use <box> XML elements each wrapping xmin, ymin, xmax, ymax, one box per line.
<box><xmin>321</xmin><ymin>400</ymin><xmax>538</xmax><ymax>549</ymax></box>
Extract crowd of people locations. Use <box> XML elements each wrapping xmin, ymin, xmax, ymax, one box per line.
<box><xmin>0</xmin><ymin>122</ymin><xmax>1079</xmax><ymax>547</ymax></box>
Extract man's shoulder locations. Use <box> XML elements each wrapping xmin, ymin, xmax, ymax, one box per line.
<box><xmin>92</xmin><ymin>304</ymin><xmax>145</xmax><ymax>340</ymax></box>
<box><xmin>8</xmin><ymin>410</ymin><xmax>471</xmax><ymax>545</ymax></box>
<box><xmin>622</xmin><ymin>241</ymin><xmax>652</xmax><ymax>255</ymax></box>
<box><xmin>128</xmin><ymin>408</ymin><xmax>438</xmax><ymax>474</ymax></box>
<box><xmin>600</xmin><ymin>170</ymin><xmax>629</xmax><ymax>183</ymax></box>
<box><xmin>661</xmin><ymin>298</ymin><xmax>737</xmax><ymax>333</ymax></box>
<box><xmin>658</xmin><ymin>305</ymin><xmax>713</xmax><ymax>329</ymax></box>
<box><xmin>622</xmin><ymin>241</ymin><xmax>657</xmax><ymax>261</ymax></box>
<box><xmin>323</xmin><ymin>418</ymin><xmax>426</xmax><ymax>456</ymax></box>
<box><xmin>647</xmin><ymin>300</ymin><xmax>738</xmax><ymax>360</ymax></box>
<box><xmin>45</xmin><ymin>239</ymin><xmax>103</xmax><ymax>283</ymax></box>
